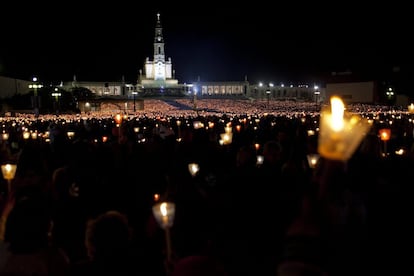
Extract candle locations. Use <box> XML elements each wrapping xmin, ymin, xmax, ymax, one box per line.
<box><xmin>152</xmin><ymin>201</ymin><xmax>176</xmax><ymax>229</ymax></box>
<box><xmin>193</xmin><ymin>121</ymin><xmax>204</xmax><ymax>129</ymax></box>
<box><xmin>306</xmin><ymin>153</ymin><xmax>320</xmax><ymax>169</ymax></box>
<box><xmin>1</xmin><ymin>164</ymin><xmax>17</xmax><ymax>180</ymax></box>
<box><xmin>378</xmin><ymin>128</ymin><xmax>391</xmax><ymax>156</ymax></box>
<box><xmin>23</xmin><ymin>131</ymin><xmax>30</xmax><ymax>139</ymax></box>
<box><xmin>1</xmin><ymin>133</ymin><xmax>9</xmax><ymax>141</ymax></box>
<box><xmin>379</xmin><ymin>128</ymin><xmax>391</xmax><ymax>141</ymax></box>
<box><xmin>67</xmin><ymin>131</ymin><xmax>75</xmax><ymax>139</ymax></box>
<box><xmin>160</xmin><ymin>202</ymin><xmax>169</xmax><ymax>226</ymax></box>
<box><xmin>115</xmin><ymin>114</ymin><xmax>122</xmax><ymax>124</ymax></box>
<box><xmin>408</xmin><ymin>103</ymin><xmax>414</xmax><ymax>114</ymax></box>
<box><xmin>188</xmin><ymin>163</ymin><xmax>200</xmax><ymax>177</ymax></box>
<box><xmin>318</xmin><ymin>96</ymin><xmax>371</xmax><ymax>161</ymax></box>
<box><xmin>220</xmin><ymin>132</ymin><xmax>233</xmax><ymax>145</ymax></box>
<box><xmin>256</xmin><ymin>155</ymin><xmax>264</xmax><ymax>165</ymax></box>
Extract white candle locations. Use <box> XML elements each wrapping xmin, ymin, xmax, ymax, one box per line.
<box><xmin>318</xmin><ymin>96</ymin><xmax>371</xmax><ymax>161</ymax></box>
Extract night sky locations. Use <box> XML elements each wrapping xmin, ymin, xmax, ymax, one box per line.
<box><xmin>0</xmin><ymin>2</ymin><xmax>412</xmax><ymax>88</ymax></box>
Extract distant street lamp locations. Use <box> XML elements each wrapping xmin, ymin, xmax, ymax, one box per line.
<box><xmin>52</xmin><ymin>88</ymin><xmax>62</xmax><ymax>115</ymax></box>
<box><xmin>266</xmin><ymin>89</ymin><xmax>271</xmax><ymax>105</ymax></box>
<box><xmin>193</xmin><ymin>87</ymin><xmax>198</xmax><ymax>114</ymax></box>
<box><xmin>28</xmin><ymin>77</ymin><xmax>43</xmax><ymax>117</ymax></box>
<box><xmin>132</xmin><ymin>91</ymin><xmax>138</xmax><ymax>112</ymax></box>
<box><xmin>386</xmin><ymin>87</ymin><xmax>394</xmax><ymax>105</ymax></box>
<box><xmin>314</xmin><ymin>85</ymin><xmax>320</xmax><ymax>108</ymax></box>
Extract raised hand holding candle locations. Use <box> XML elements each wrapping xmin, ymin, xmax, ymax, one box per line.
<box><xmin>152</xmin><ymin>201</ymin><xmax>176</xmax><ymax>229</ymax></box>
<box><xmin>152</xmin><ymin>201</ymin><xmax>176</xmax><ymax>267</ymax></box>
<box><xmin>1</xmin><ymin>164</ymin><xmax>17</xmax><ymax>193</ymax></box>
<box><xmin>379</xmin><ymin>128</ymin><xmax>391</xmax><ymax>156</ymax></box>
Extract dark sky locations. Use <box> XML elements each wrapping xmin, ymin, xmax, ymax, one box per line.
<box><xmin>0</xmin><ymin>2</ymin><xmax>412</xmax><ymax>86</ymax></box>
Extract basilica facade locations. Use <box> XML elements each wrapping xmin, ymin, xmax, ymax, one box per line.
<box><xmin>137</xmin><ymin>13</ymin><xmax>184</xmax><ymax>96</ymax></box>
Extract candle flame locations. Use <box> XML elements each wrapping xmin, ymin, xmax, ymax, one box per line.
<box><xmin>188</xmin><ymin>163</ymin><xmax>200</xmax><ymax>176</ymax></box>
<box><xmin>1</xmin><ymin>164</ymin><xmax>17</xmax><ymax>180</ymax></box>
<box><xmin>379</xmin><ymin>129</ymin><xmax>391</xmax><ymax>141</ymax></box>
<box><xmin>115</xmin><ymin>114</ymin><xmax>122</xmax><ymax>124</ymax></box>
<box><xmin>5</xmin><ymin>164</ymin><xmax>12</xmax><ymax>173</ymax></box>
<box><xmin>330</xmin><ymin>96</ymin><xmax>345</xmax><ymax>131</ymax></box>
<box><xmin>160</xmin><ymin>202</ymin><xmax>168</xmax><ymax>217</ymax></box>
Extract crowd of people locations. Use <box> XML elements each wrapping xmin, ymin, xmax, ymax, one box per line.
<box><xmin>0</xmin><ymin>98</ymin><xmax>412</xmax><ymax>275</ymax></box>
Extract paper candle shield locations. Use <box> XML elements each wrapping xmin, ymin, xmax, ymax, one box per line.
<box><xmin>318</xmin><ymin>98</ymin><xmax>371</xmax><ymax>161</ymax></box>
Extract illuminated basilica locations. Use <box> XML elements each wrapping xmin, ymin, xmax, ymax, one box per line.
<box><xmin>0</xmin><ymin>13</ymin><xmax>324</xmax><ymax>104</ymax></box>
<box><xmin>137</xmin><ymin>13</ymin><xmax>183</xmax><ymax>96</ymax></box>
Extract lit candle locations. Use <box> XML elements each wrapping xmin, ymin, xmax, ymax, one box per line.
<box><xmin>67</xmin><ymin>131</ymin><xmax>75</xmax><ymax>139</ymax></box>
<box><xmin>188</xmin><ymin>163</ymin><xmax>200</xmax><ymax>177</ymax></box>
<box><xmin>256</xmin><ymin>155</ymin><xmax>264</xmax><ymax>165</ymax></box>
<box><xmin>160</xmin><ymin>202</ymin><xmax>169</xmax><ymax>227</ymax></box>
<box><xmin>1</xmin><ymin>164</ymin><xmax>17</xmax><ymax>180</ymax></box>
<box><xmin>193</xmin><ymin>121</ymin><xmax>204</xmax><ymax>129</ymax></box>
<box><xmin>23</xmin><ymin>131</ymin><xmax>30</xmax><ymax>139</ymax></box>
<box><xmin>1</xmin><ymin>133</ymin><xmax>9</xmax><ymax>141</ymax></box>
<box><xmin>115</xmin><ymin>114</ymin><xmax>122</xmax><ymax>125</ymax></box>
<box><xmin>408</xmin><ymin>103</ymin><xmax>414</xmax><ymax>114</ymax></box>
<box><xmin>306</xmin><ymin>153</ymin><xmax>320</xmax><ymax>169</ymax></box>
<box><xmin>220</xmin><ymin>132</ymin><xmax>233</xmax><ymax>145</ymax></box>
<box><xmin>379</xmin><ymin>128</ymin><xmax>391</xmax><ymax>141</ymax></box>
<box><xmin>330</xmin><ymin>97</ymin><xmax>345</xmax><ymax>132</ymax></box>
<box><xmin>318</xmin><ymin>96</ymin><xmax>371</xmax><ymax>161</ymax></box>
<box><xmin>1</xmin><ymin>163</ymin><xmax>17</xmax><ymax>193</ymax></box>
<box><xmin>378</xmin><ymin>128</ymin><xmax>391</xmax><ymax>156</ymax></box>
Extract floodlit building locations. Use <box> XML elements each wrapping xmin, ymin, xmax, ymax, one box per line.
<box><xmin>137</xmin><ymin>13</ymin><xmax>184</xmax><ymax>96</ymax></box>
<box><xmin>0</xmin><ymin>76</ymin><xmax>32</xmax><ymax>99</ymax></box>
